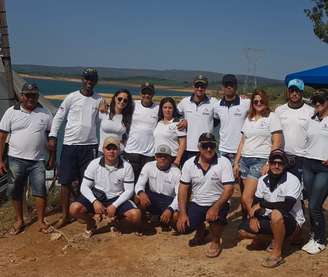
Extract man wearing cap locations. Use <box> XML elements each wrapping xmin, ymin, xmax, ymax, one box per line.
<box><xmin>0</xmin><ymin>83</ymin><xmax>54</xmax><ymax>235</ymax></box>
<box><xmin>239</xmin><ymin>149</ymin><xmax>305</xmax><ymax>268</ymax></box>
<box><xmin>135</xmin><ymin>144</ymin><xmax>181</xmax><ymax>228</ymax></box>
<box><xmin>177</xmin><ymin>132</ymin><xmax>235</xmax><ymax>258</ymax></box>
<box><xmin>275</xmin><ymin>79</ymin><xmax>314</xmax><ymax>181</ymax></box>
<box><xmin>123</xmin><ymin>82</ymin><xmax>159</xmax><ymax>181</ymax></box>
<box><xmin>177</xmin><ymin>75</ymin><xmax>219</xmax><ymax>163</ymax></box>
<box><xmin>69</xmin><ymin>136</ymin><xmax>141</xmax><ymax>237</ymax></box>
<box><xmin>48</xmin><ymin>68</ymin><xmax>103</xmax><ymax>228</ymax></box>
<box><xmin>214</xmin><ymin>74</ymin><xmax>250</xmax><ymax>163</ymax></box>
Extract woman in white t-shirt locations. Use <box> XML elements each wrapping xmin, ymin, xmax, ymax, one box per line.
<box><xmin>154</xmin><ymin>97</ymin><xmax>186</xmax><ymax>167</ymax></box>
<box><xmin>98</xmin><ymin>89</ymin><xmax>133</xmax><ymax>154</ymax></box>
<box><xmin>302</xmin><ymin>92</ymin><xmax>328</xmax><ymax>255</ymax></box>
<box><xmin>233</xmin><ymin>89</ymin><xmax>283</xmax><ymax>217</ymax></box>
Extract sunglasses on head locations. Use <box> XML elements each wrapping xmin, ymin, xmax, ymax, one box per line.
<box><xmin>200</xmin><ymin>142</ymin><xmax>216</xmax><ymax>149</ymax></box>
<box><xmin>117</xmin><ymin>96</ymin><xmax>128</xmax><ymax>104</ymax></box>
<box><xmin>253</xmin><ymin>99</ymin><xmax>264</xmax><ymax>105</ymax></box>
<box><xmin>105</xmin><ymin>144</ymin><xmax>118</xmax><ymax>151</ymax></box>
<box><xmin>195</xmin><ymin>83</ymin><xmax>207</xmax><ymax>89</ymax></box>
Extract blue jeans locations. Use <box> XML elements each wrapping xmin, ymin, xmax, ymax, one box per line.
<box><xmin>303</xmin><ymin>158</ymin><xmax>328</xmax><ymax>244</ymax></box>
<box><xmin>7</xmin><ymin>156</ymin><xmax>46</xmax><ymax>200</ymax></box>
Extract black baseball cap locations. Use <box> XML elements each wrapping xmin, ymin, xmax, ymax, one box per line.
<box><xmin>198</xmin><ymin>132</ymin><xmax>216</xmax><ymax>143</ymax></box>
<box><xmin>222</xmin><ymin>74</ymin><xmax>238</xmax><ymax>86</ymax></box>
<box><xmin>269</xmin><ymin>149</ymin><xmax>288</xmax><ymax>165</ymax></box>
<box><xmin>311</xmin><ymin>91</ymin><xmax>328</xmax><ymax>104</ymax></box>
<box><xmin>193</xmin><ymin>75</ymin><xmax>208</xmax><ymax>86</ymax></box>
<box><xmin>21</xmin><ymin>83</ymin><xmax>39</xmax><ymax>94</ymax></box>
<box><xmin>82</xmin><ymin>68</ymin><xmax>98</xmax><ymax>82</ymax></box>
<box><xmin>141</xmin><ymin>82</ymin><xmax>155</xmax><ymax>94</ymax></box>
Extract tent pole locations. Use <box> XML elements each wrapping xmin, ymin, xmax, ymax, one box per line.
<box><xmin>0</xmin><ymin>0</ymin><xmax>17</xmax><ymax>103</ymax></box>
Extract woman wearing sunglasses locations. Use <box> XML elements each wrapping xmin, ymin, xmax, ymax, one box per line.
<box><xmin>302</xmin><ymin>91</ymin><xmax>328</xmax><ymax>255</ymax></box>
<box><xmin>154</xmin><ymin>97</ymin><xmax>186</xmax><ymax>167</ymax></box>
<box><xmin>233</xmin><ymin>89</ymin><xmax>283</xmax><ymax>219</ymax></box>
<box><xmin>98</xmin><ymin>89</ymin><xmax>133</xmax><ymax>155</ymax></box>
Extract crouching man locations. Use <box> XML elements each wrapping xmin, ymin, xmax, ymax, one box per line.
<box><xmin>135</xmin><ymin>144</ymin><xmax>180</xmax><ymax>229</ymax></box>
<box><xmin>69</xmin><ymin>137</ymin><xmax>141</xmax><ymax>237</ymax></box>
<box><xmin>176</xmin><ymin>133</ymin><xmax>235</xmax><ymax>258</ymax></box>
<box><xmin>239</xmin><ymin>149</ymin><xmax>305</xmax><ymax>268</ymax></box>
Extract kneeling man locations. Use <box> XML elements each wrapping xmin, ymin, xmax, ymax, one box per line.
<box><xmin>135</xmin><ymin>144</ymin><xmax>180</xmax><ymax>228</ymax></box>
<box><xmin>177</xmin><ymin>133</ymin><xmax>235</xmax><ymax>258</ymax></box>
<box><xmin>239</xmin><ymin>149</ymin><xmax>305</xmax><ymax>268</ymax></box>
<box><xmin>70</xmin><ymin>137</ymin><xmax>141</xmax><ymax>236</ymax></box>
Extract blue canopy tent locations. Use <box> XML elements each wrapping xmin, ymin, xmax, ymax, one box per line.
<box><xmin>285</xmin><ymin>65</ymin><xmax>328</xmax><ymax>89</ymax></box>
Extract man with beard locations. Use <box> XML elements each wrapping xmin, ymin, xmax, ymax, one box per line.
<box><xmin>239</xmin><ymin>149</ymin><xmax>305</xmax><ymax>268</ymax></box>
<box><xmin>275</xmin><ymin>79</ymin><xmax>314</xmax><ymax>181</ymax></box>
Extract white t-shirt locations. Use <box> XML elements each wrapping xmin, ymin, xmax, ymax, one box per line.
<box><xmin>177</xmin><ymin>96</ymin><xmax>219</xmax><ymax>152</ymax></box>
<box><xmin>256</xmin><ymin>172</ymin><xmax>305</xmax><ymax>227</ymax></box>
<box><xmin>80</xmin><ymin>157</ymin><xmax>135</xmax><ymax>208</ymax></box>
<box><xmin>135</xmin><ymin>161</ymin><xmax>181</xmax><ymax>210</ymax></box>
<box><xmin>153</xmin><ymin>119</ymin><xmax>186</xmax><ymax>157</ymax></box>
<box><xmin>0</xmin><ymin>104</ymin><xmax>53</xmax><ymax>161</ymax></box>
<box><xmin>304</xmin><ymin>116</ymin><xmax>328</xmax><ymax>161</ymax></box>
<box><xmin>49</xmin><ymin>90</ymin><xmax>102</xmax><ymax>145</ymax></box>
<box><xmin>124</xmin><ymin>100</ymin><xmax>159</xmax><ymax>157</ymax></box>
<box><xmin>275</xmin><ymin>103</ymin><xmax>314</xmax><ymax>157</ymax></box>
<box><xmin>241</xmin><ymin>112</ymin><xmax>282</xmax><ymax>159</ymax></box>
<box><xmin>214</xmin><ymin>96</ymin><xmax>250</xmax><ymax>153</ymax></box>
<box><xmin>180</xmin><ymin>155</ymin><xmax>235</xmax><ymax>206</ymax></box>
<box><xmin>98</xmin><ymin>111</ymin><xmax>126</xmax><ymax>152</ymax></box>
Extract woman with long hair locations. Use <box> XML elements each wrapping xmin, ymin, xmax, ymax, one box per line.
<box><xmin>154</xmin><ymin>97</ymin><xmax>186</xmax><ymax>166</ymax></box>
<box><xmin>98</xmin><ymin>89</ymin><xmax>133</xmax><ymax>154</ymax></box>
<box><xmin>233</xmin><ymin>89</ymin><xmax>283</xmax><ymax>218</ymax></box>
<box><xmin>302</xmin><ymin>91</ymin><xmax>328</xmax><ymax>255</ymax></box>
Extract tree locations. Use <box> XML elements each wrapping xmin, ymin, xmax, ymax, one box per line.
<box><xmin>305</xmin><ymin>0</ymin><xmax>328</xmax><ymax>43</ymax></box>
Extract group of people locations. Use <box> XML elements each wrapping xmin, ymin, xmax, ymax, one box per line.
<box><xmin>0</xmin><ymin>67</ymin><xmax>327</xmax><ymax>268</ymax></box>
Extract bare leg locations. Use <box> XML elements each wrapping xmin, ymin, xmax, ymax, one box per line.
<box><xmin>206</xmin><ymin>223</ymin><xmax>224</xmax><ymax>257</ymax></box>
<box><xmin>69</xmin><ymin>202</ymin><xmax>95</xmax><ymax>231</ymax></box>
<box><xmin>241</xmin><ymin>177</ymin><xmax>258</xmax><ymax>216</ymax></box>
<box><xmin>35</xmin><ymin>196</ymin><xmax>47</xmax><ymax>226</ymax></box>
<box><xmin>55</xmin><ymin>185</ymin><xmax>72</xmax><ymax>228</ymax></box>
<box><xmin>270</xmin><ymin>210</ymin><xmax>285</xmax><ymax>258</ymax></box>
<box><xmin>120</xmin><ymin>208</ymin><xmax>142</xmax><ymax>233</ymax></box>
<box><xmin>12</xmin><ymin>199</ymin><xmax>24</xmax><ymax>229</ymax></box>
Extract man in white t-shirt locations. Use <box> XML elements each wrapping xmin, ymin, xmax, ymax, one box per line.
<box><xmin>214</xmin><ymin>74</ymin><xmax>250</xmax><ymax>163</ymax></box>
<box><xmin>123</xmin><ymin>82</ymin><xmax>159</xmax><ymax>181</ymax></box>
<box><xmin>69</xmin><ymin>137</ymin><xmax>141</xmax><ymax>237</ymax></box>
<box><xmin>275</xmin><ymin>79</ymin><xmax>314</xmax><ymax>181</ymax></box>
<box><xmin>177</xmin><ymin>75</ymin><xmax>219</xmax><ymax>164</ymax></box>
<box><xmin>0</xmin><ymin>83</ymin><xmax>54</xmax><ymax>235</ymax></box>
<box><xmin>48</xmin><ymin>68</ymin><xmax>103</xmax><ymax>228</ymax></box>
<box><xmin>239</xmin><ymin>149</ymin><xmax>304</xmax><ymax>268</ymax></box>
<box><xmin>177</xmin><ymin>133</ymin><xmax>235</xmax><ymax>258</ymax></box>
<box><xmin>135</xmin><ymin>144</ymin><xmax>181</xmax><ymax>229</ymax></box>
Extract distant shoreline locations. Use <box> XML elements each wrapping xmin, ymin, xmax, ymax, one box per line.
<box><xmin>18</xmin><ymin>73</ymin><xmax>216</xmax><ymax>95</ymax></box>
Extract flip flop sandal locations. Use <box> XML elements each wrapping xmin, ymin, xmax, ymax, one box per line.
<box><xmin>8</xmin><ymin>224</ymin><xmax>25</xmax><ymax>236</ymax></box>
<box><xmin>262</xmin><ymin>256</ymin><xmax>285</xmax><ymax>268</ymax></box>
<box><xmin>39</xmin><ymin>225</ymin><xmax>54</xmax><ymax>234</ymax></box>
<box><xmin>205</xmin><ymin>245</ymin><xmax>222</xmax><ymax>258</ymax></box>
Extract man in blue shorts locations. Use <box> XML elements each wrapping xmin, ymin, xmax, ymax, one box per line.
<box><xmin>49</xmin><ymin>68</ymin><xmax>103</xmax><ymax>228</ymax></box>
<box><xmin>69</xmin><ymin>137</ymin><xmax>141</xmax><ymax>237</ymax></box>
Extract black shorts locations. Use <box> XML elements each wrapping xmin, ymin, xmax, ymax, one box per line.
<box><xmin>123</xmin><ymin>152</ymin><xmax>154</xmax><ymax>181</ymax></box>
<box><xmin>184</xmin><ymin>202</ymin><xmax>230</xmax><ymax>234</ymax></box>
<box><xmin>147</xmin><ymin>191</ymin><xmax>174</xmax><ymax>215</ymax></box>
<box><xmin>76</xmin><ymin>194</ymin><xmax>136</xmax><ymax>216</ymax></box>
<box><xmin>58</xmin><ymin>144</ymin><xmax>98</xmax><ymax>185</ymax></box>
<box><xmin>239</xmin><ymin>213</ymin><xmax>297</xmax><ymax>237</ymax></box>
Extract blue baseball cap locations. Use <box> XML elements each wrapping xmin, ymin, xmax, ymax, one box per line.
<box><xmin>287</xmin><ymin>79</ymin><xmax>304</xmax><ymax>92</ymax></box>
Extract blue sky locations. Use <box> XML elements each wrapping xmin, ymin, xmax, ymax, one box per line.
<box><xmin>6</xmin><ymin>0</ymin><xmax>327</xmax><ymax>80</ymax></box>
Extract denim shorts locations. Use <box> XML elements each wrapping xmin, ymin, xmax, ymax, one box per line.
<box><xmin>7</xmin><ymin>156</ymin><xmax>46</xmax><ymax>200</ymax></box>
<box><xmin>239</xmin><ymin>156</ymin><xmax>267</xmax><ymax>180</ymax></box>
<box><xmin>219</xmin><ymin>151</ymin><xmax>236</xmax><ymax>164</ymax></box>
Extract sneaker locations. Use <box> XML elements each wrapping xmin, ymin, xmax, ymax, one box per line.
<box><xmin>303</xmin><ymin>241</ymin><xmax>326</xmax><ymax>255</ymax></box>
<box><xmin>301</xmin><ymin>238</ymin><xmax>315</xmax><ymax>252</ymax></box>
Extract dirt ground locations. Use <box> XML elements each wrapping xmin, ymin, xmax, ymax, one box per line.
<box><xmin>0</xmin><ymin>196</ymin><xmax>327</xmax><ymax>277</ymax></box>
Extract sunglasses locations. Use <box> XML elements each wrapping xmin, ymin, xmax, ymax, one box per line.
<box><xmin>22</xmin><ymin>93</ymin><xmax>38</xmax><ymax>98</ymax></box>
<box><xmin>200</xmin><ymin>142</ymin><xmax>216</xmax><ymax>149</ymax></box>
<box><xmin>117</xmin><ymin>97</ymin><xmax>128</xmax><ymax>104</ymax></box>
<box><xmin>105</xmin><ymin>144</ymin><xmax>119</xmax><ymax>151</ymax></box>
<box><xmin>253</xmin><ymin>99</ymin><xmax>264</xmax><ymax>105</ymax></box>
<box><xmin>195</xmin><ymin>83</ymin><xmax>207</xmax><ymax>89</ymax></box>
<box><xmin>223</xmin><ymin>82</ymin><xmax>236</xmax><ymax>88</ymax></box>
